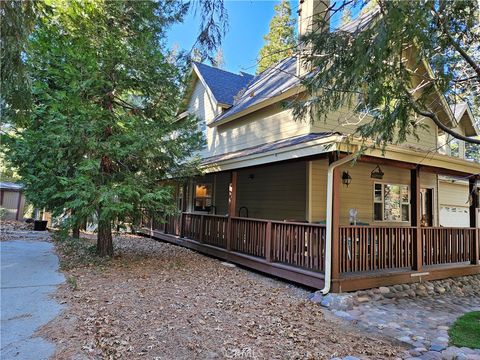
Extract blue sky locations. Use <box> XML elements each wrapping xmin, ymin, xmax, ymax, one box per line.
<box><xmin>167</xmin><ymin>1</ymin><xmax>300</xmax><ymax>75</ymax></box>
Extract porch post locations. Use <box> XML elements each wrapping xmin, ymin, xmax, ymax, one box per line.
<box><xmin>226</xmin><ymin>171</ymin><xmax>238</xmax><ymax>251</ymax></box>
<box><xmin>469</xmin><ymin>176</ymin><xmax>479</xmax><ymax>265</ymax></box>
<box><xmin>179</xmin><ymin>183</ymin><xmax>187</xmax><ymax>238</ymax></box>
<box><xmin>411</xmin><ymin>166</ymin><xmax>422</xmax><ymax>271</ymax></box>
<box><xmin>331</xmin><ymin>167</ymin><xmax>341</xmax><ymax>282</ymax></box>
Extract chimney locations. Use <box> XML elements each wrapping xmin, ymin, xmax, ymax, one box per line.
<box><xmin>297</xmin><ymin>0</ymin><xmax>329</xmax><ymax>76</ymax></box>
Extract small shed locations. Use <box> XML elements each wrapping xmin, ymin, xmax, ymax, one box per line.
<box><xmin>0</xmin><ymin>182</ymin><xmax>25</xmax><ymax>221</ymax></box>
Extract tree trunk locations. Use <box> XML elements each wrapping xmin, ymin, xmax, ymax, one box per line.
<box><xmin>97</xmin><ymin>216</ymin><xmax>113</xmax><ymax>257</ymax></box>
<box><xmin>72</xmin><ymin>226</ymin><xmax>80</xmax><ymax>239</ymax></box>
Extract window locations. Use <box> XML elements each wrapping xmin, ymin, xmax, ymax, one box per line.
<box><xmin>194</xmin><ymin>183</ymin><xmax>212</xmax><ymax>212</ymax></box>
<box><xmin>373</xmin><ymin>183</ymin><xmax>410</xmax><ymax>222</ymax></box>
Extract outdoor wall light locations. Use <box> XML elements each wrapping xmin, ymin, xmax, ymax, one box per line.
<box><xmin>370</xmin><ymin>165</ymin><xmax>384</xmax><ymax>179</ymax></box>
<box><xmin>248</xmin><ymin>174</ymin><xmax>255</xmax><ymax>180</ymax></box>
<box><xmin>342</xmin><ymin>171</ymin><xmax>352</xmax><ymax>187</ymax></box>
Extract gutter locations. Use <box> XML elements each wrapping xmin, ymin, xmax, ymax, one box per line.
<box><xmin>321</xmin><ymin>153</ymin><xmax>356</xmax><ymax>295</ymax></box>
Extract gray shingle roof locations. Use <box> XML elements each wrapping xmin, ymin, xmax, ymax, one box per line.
<box><xmin>202</xmin><ymin>132</ymin><xmax>337</xmax><ymax>165</ymax></box>
<box><xmin>200</xmin><ymin>9</ymin><xmax>380</xmax><ymax>125</ymax></box>
<box><xmin>193</xmin><ymin>62</ymin><xmax>254</xmax><ymax>106</ymax></box>
<box><xmin>212</xmin><ymin>56</ymin><xmax>300</xmax><ymax>124</ymax></box>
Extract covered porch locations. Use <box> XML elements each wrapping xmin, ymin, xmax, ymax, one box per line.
<box><xmin>141</xmin><ymin>149</ymin><xmax>480</xmax><ymax>292</ymax></box>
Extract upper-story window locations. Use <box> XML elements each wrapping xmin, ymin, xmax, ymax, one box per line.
<box><xmin>374</xmin><ymin>183</ymin><xmax>410</xmax><ymax>222</ymax></box>
<box><xmin>450</xmin><ymin>138</ymin><xmax>460</xmax><ymax>157</ymax></box>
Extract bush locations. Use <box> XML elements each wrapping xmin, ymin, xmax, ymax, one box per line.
<box><xmin>0</xmin><ymin>207</ymin><xmax>7</xmax><ymax>220</ymax></box>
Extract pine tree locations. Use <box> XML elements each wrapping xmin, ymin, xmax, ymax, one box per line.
<box><xmin>256</xmin><ymin>0</ymin><xmax>296</xmax><ymax>74</ymax></box>
<box><xmin>8</xmin><ymin>1</ymin><xmax>204</xmax><ymax>256</ymax></box>
<box><xmin>295</xmin><ymin>0</ymin><xmax>480</xmax><ymax>148</ymax></box>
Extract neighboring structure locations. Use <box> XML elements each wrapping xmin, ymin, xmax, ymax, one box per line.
<box><xmin>0</xmin><ymin>182</ymin><xmax>25</xmax><ymax>221</ymax></box>
<box><xmin>143</xmin><ymin>1</ymin><xmax>480</xmax><ymax>292</ymax></box>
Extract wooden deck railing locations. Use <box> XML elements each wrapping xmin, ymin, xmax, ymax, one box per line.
<box><xmin>145</xmin><ymin>213</ymin><xmax>478</xmax><ymax>278</ymax></box>
<box><xmin>272</xmin><ymin>221</ymin><xmax>326</xmax><ymax>272</ymax></box>
<box><xmin>181</xmin><ymin>213</ymin><xmax>202</xmax><ymax>240</ymax></box>
<box><xmin>423</xmin><ymin>227</ymin><xmax>476</xmax><ymax>265</ymax></box>
<box><xmin>230</xmin><ymin>217</ymin><xmax>268</xmax><ymax>258</ymax></box>
<box><xmin>339</xmin><ymin>226</ymin><xmax>415</xmax><ymax>273</ymax></box>
<box><xmin>203</xmin><ymin>215</ymin><xmax>228</xmax><ymax>248</ymax></box>
<box><xmin>165</xmin><ymin>214</ymin><xmax>181</xmax><ymax>236</ymax></box>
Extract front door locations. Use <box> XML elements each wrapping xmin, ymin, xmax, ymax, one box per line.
<box><xmin>420</xmin><ymin>188</ymin><xmax>434</xmax><ymax>226</ymax></box>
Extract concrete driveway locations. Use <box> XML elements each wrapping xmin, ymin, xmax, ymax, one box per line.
<box><xmin>1</xmin><ymin>231</ymin><xmax>65</xmax><ymax>360</ymax></box>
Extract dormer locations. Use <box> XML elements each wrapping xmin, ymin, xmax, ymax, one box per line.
<box><xmin>438</xmin><ymin>102</ymin><xmax>479</xmax><ymax>159</ymax></box>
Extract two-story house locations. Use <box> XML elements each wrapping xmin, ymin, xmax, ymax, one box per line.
<box><xmin>144</xmin><ymin>0</ymin><xmax>480</xmax><ymax>293</ymax></box>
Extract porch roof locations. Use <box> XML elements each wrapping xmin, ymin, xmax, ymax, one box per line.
<box><xmin>202</xmin><ymin>132</ymin><xmax>340</xmax><ymax>170</ymax></box>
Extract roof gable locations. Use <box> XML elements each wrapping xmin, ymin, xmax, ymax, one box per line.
<box><xmin>450</xmin><ymin>102</ymin><xmax>479</xmax><ymax>136</ymax></box>
<box><xmin>192</xmin><ymin>62</ymin><xmax>254</xmax><ymax>107</ymax></box>
<box><xmin>211</xmin><ymin>56</ymin><xmax>300</xmax><ymax>125</ymax></box>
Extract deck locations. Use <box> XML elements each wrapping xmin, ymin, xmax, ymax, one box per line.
<box><xmin>141</xmin><ymin>212</ymin><xmax>480</xmax><ymax>292</ymax></box>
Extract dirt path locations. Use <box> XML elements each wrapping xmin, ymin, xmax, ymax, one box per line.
<box><xmin>41</xmin><ymin>234</ymin><xmax>404</xmax><ymax>359</ymax></box>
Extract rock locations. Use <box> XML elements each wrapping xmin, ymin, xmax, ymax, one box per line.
<box><xmin>435</xmin><ymin>286</ymin><xmax>446</xmax><ymax>294</ymax></box>
<box><xmin>402</xmin><ymin>284</ymin><xmax>411</xmax><ymax>290</ymax></box>
<box><xmin>319</xmin><ymin>294</ymin><xmax>354</xmax><ymax>311</ymax></box>
<box><xmin>394</xmin><ymin>284</ymin><xmax>403</xmax><ymax>291</ymax></box>
<box><xmin>220</xmin><ymin>262</ymin><xmax>236</xmax><ymax>268</ymax></box>
<box><xmin>421</xmin><ymin>351</ymin><xmax>443</xmax><ymax>359</ymax></box>
<box><xmin>397</xmin><ymin>335</ymin><xmax>412</xmax><ymax>343</ymax></box>
<box><xmin>356</xmin><ymin>296</ymin><xmax>370</xmax><ymax>303</ymax></box>
<box><xmin>415</xmin><ymin>289</ymin><xmax>428</xmax><ymax>297</ymax></box>
<box><xmin>407</xmin><ymin>290</ymin><xmax>417</xmax><ymax>297</ymax></box>
<box><xmin>378</xmin><ymin>286</ymin><xmax>390</xmax><ymax>294</ymax></box>
<box><xmin>409</xmin><ymin>347</ymin><xmax>428</xmax><ymax>356</ymax></box>
<box><xmin>310</xmin><ymin>291</ymin><xmax>323</xmax><ymax>303</ymax></box>
<box><xmin>343</xmin><ymin>356</ymin><xmax>361</xmax><ymax>360</ymax></box>
<box><xmin>333</xmin><ymin>310</ymin><xmax>355</xmax><ymax>321</ymax></box>
<box><xmin>430</xmin><ymin>344</ymin><xmax>447</xmax><ymax>352</ymax></box>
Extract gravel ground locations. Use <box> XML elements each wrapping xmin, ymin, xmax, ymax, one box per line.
<box><xmin>40</xmin><ymin>233</ymin><xmax>404</xmax><ymax>359</ymax></box>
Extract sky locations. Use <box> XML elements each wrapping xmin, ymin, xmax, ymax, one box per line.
<box><xmin>167</xmin><ymin>0</ymin><xmax>300</xmax><ymax>75</ymax></box>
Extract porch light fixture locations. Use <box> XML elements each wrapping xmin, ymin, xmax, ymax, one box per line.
<box><xmin>370</xmin><ymin>165</ymin><xmax>384</xmax><ymax>180</ymax></box>
<box><xmin>342</xmin><ymin>171</ymin><xmax>352</xmax><ymax>187</ymax></box>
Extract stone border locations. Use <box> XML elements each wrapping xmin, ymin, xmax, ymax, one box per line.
<box><xmin>311</xmin><ymin>275</ymin><xmax>480</xmax><ymax>311</ymax></box>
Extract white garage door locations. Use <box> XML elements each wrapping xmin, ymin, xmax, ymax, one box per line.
<box><xmin>439</xmin><ymin>206</ymin><xmax>470</xmax><ymax>227</ymax></box>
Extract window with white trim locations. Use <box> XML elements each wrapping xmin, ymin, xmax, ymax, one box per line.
<box><xmin>374</xmin><ymin>183</ymin><xmax>410</xmax><ymax>222</ymax></box>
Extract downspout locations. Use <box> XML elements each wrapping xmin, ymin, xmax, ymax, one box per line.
<box><xmin>321</xmin><ymin>153</ymin><xmax>356</xmax><ymax>295</ymax></box>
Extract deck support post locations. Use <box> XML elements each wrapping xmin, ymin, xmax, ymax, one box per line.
<box><xmin>469</xmin><ymin>176</ymin><xmax>479</xmax><ymax>265</ymax></box>
<box><xmin>331</xmin><ymin>166</ymin><xmax>341</xmax><ymax>285</ymax></box>
<box><xmin>199</xmin><ymin>214</ymin><xmax>205</xmax><ymax>243</ymax></box>
<box><xmin>265</xmin><ymin>221</ymin><xmax>272</xmax><ymax>262</ymax></box>
<box><xmin>411</xmin><ymin>166</ymin><xmax>422</xmax><ymax>271</ymax></box>
<box><xmin>226</xmin><ymin>171</ymin><xmax>238</xmax><ymax>251</ymax></box>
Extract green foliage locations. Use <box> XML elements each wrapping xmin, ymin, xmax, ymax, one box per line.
<box><xmin>257</xmin><ymin>0</ymin><xmax>296</xmax><ymax>74</ymax></box>
<box><xmin>466</xmin><ymin>142</ymin><xmax>480</xmax><ymax>163</ymax></box>
<box><xmin>0</xmin><ymin>0</ymin><xmax>39</xmax><ymax>126</ymax></box>
<box><xmin>0</xmin><ymin>207</ymin><xmax>7</xmax><ymax>220</ymax></box>
<box><xmin>295</xmin><ymin>0</ymin><xmax>480</xmax><ymax>150</ymax></box>
<box><xmin>448</xmin><ymin>311</ymin><xmax>480</xmax><ymax>348</ymax></box>
<box><xmin>67</xmin><ymin>276</ymin><xmax>78</xmax><ymax>290</ymax></box>
<box><xmin>7</xmin><ymin>0</ymin><xmax>207</xmax><ymax>255</ymax></box>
